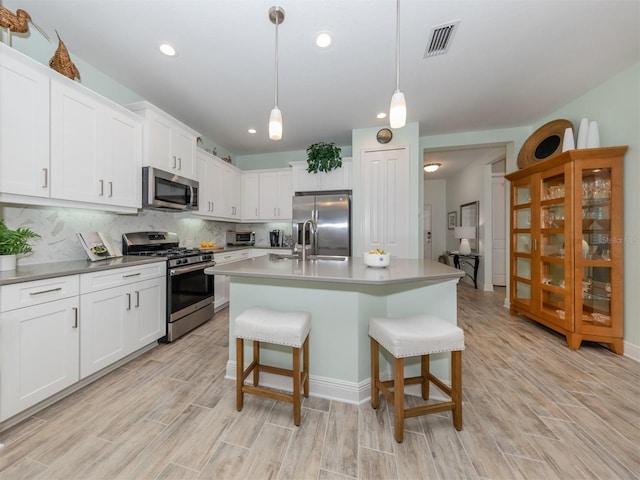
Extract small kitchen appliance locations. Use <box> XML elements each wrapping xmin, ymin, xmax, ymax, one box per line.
<box><xmin>269</xmin><ymin>229</ymin><xmax>283</xmax><ymax>247</ymax></box>
<box><xmin>142</xmin><ymin>166</ymin><xmax>199</xmax><ymax>211</ymax></box>
<box><xmin>122</xmin><ymin>231</ymin><xmax>215</xmax><ymax>342</ymax></box>
<box><xmin>226</xmin><ymin>230</ymin><xmax>255</xmax><ymax>246</ymax></box>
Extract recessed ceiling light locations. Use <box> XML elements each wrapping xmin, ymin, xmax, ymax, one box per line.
<box><xmin>377</xmin><ymin>112</ymin><xmax>387</xmax><ymax>119</ymax></box>
<box><xmin>159</xmin><ymin>43</ymin><xmax>176</xmax><ymax>56</ymax></box>
<box><xmin>248</xmin><ymin>128</ymin><xmax>257</xmax><ymax>134</ymax></box>
<box><xmin>315</xmin><ymin>32</ymin><xmax>332</xmax><ymax>48</ymax></box>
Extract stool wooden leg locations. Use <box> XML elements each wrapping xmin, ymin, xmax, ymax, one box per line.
<box><xmin>253</xmin><ymin>341</ymin><xmax>260</xmax><ymax>387</ymax></box>
<box><xmin>370</xmin><ymin>338</ymin><xmax>380</xmax><ymax>409</ymax></box>
<box><xmin>394</xmin><ymin>357</ymin><xmax>405</xmax><ymax>443</ymax></box>
<box><xmin>452</xmin><ymin>350</ymin><xmax>463</xmax><ymax>430</ymax></box>
<box><xmin>421</xmin><ymin>354</ymin><xmax>430</xmax><ymax>400</ymax></box>
<box><xmin>303</xmin><ymin>336</ymin><xmax>310</xmax><ymax>397</ymax></box>
<box><xmin>236</xmin><ymin>338</ymin><xmax>244</xmax><ymax>411</ymax></box>
<box><xmin>293</xmin><ymin>346</ymin><xmax>301</xmax><ymax>426</ymax></box>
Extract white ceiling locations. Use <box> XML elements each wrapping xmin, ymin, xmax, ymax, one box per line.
<box><xmin>4</xmin><ymin>0</ymin><xmax>639</xmax><ymax>163</ymax></box>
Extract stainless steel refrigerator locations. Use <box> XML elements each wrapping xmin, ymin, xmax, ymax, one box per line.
<box><xmin>292</xmin><ymin>191</ymin><xmax>351</xmax><ymax>256</ymax></box>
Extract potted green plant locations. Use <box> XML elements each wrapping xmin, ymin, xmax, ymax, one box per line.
<box><xmin>306</xmin><ymin>142</ymin><xmax>342</xmax><ymax>173</ymax></box>
<box><xmin>0</xmin><ymin>220</ymin><xmax>40</xmax><ymax>271</ymax></box>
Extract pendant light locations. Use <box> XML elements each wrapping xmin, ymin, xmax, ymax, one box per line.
<box><xmin>268</xmin><ymin>6</ymin><xmax>285</xmax><ymax>141</ymax></box>
<box><xmin>389</xmin><ymin>0</ymin><xmax>406</xmax><ymax>129</ymax></box>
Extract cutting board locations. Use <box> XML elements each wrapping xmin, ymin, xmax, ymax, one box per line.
<box><xmin>197</xmin><ymin>246</ymin><xmax>225</xmax><ymax>251</ymax></box>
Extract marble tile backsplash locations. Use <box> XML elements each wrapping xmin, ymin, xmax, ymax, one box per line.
<box><xmin>1</xmin><ymin>204</ymin><xmax>291</xmax><ymax>266</ymax></box>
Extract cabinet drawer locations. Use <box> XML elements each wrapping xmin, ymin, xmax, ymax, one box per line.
<box><xmin>0</xmin><ymin>275</ymin><xmax>79</xmax><ymax>312</ymax></box>
<box><xmin>80</xmin><ymin>262</ymin><xmax>166</xmax><ymax>293</ymax></box>
<box><xmin>214</xmin><ymin>249</ymin><xmax>250</xmax><ymax>264</ymax></box>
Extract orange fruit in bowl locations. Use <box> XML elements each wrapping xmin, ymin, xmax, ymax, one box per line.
<box><xmin>200</xmin><ymin>241</ymin><xmax>207</xmax><ymax>248</ymax></box>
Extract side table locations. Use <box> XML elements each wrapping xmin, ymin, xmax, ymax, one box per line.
<box><xmin>447</xmin><ymin>252</ymin><xmax>480</xmax><ymax>289</ymax></box>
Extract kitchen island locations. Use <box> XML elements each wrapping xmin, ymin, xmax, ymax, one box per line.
<box><xmin>205</xmin><ymin>255</ymin><xmax>464</xmax><ymax>404</ymax></box>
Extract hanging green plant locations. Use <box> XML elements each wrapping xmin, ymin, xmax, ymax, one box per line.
<box><xmin>306</xmin><ymin>142</ymin><xmax>342</xmax><ymax>173</ymax></box>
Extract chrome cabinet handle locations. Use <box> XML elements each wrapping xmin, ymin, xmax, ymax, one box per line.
<box><xmin>123</xmin><ymin>272</ymin><xmax>141</xmax><ymax>278</ymax></box>
<box><xmin>29</xmin><ymin>287</ymin><xmax>62</xmax><ymax>296</ymax></box>
<box><xmin>172</xmin><ymin>156</ymin><xmax>177</xmax><ymax>168</ymax></box>
<box><xmin>126</xmin><ymin>293</ymin><xmax>131</xmax><ymax>310</ymax></box>
<box><xmin>135</xmin><ymin>291</ymin><xmax>140</xmax><ymax>308</ymax></box>
<box><xmin>72</xmin><ymin>307</ymin><xmax>78</xmax><ymax>328</ymax></box>
<box><xmin>99</xmin><ymin>179</ymin><xmax>104</xmax><ymax>196</ymax></box>
<box><xmin>178</xmin><ymin>157</ymin><xmax>182</xmax><ymax>170</ymax></box>
<box><xmin>42</xmin><ymin>168</ymin><xmax>48</xmax><ymax>188</ymax></box>
<box><xmin>109</xmin><ymin>181</ymin><xmax>113</xmax><ymax>197</ymax></box>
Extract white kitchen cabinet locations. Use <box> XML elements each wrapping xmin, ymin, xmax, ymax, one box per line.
<box><xmin>213</xmin><ymin>249</ymin><xmax>250</xmax><ymax>310</ymax></box>
<box><xmin>196</xmin><ymin>149</ymin><xmax>243</xmax><ymax>220</ymax></box>
<box><xmin>242</xmin><ymin>172</ymin><xmax>261</xmax><ymax>221</ymax></box>
<box><xmin>241</xmin><ymin>169</ymin><xmax>293</xmax><ymax>221</ymax></box>
<box><xmin>0</xmin><ymin>44</ymin><xmax>50</xmax><ymax>198</ymax></box>
<box><xmin>79</xmin><ymin>262</ymin><xmax>166</xmax><ymax>378</ymax></box>
<box><xmin>223</xmin><ymin>163</ymin><xmax>242</xmax><ymax>219</ymax></box>
<box><xmin>290</xmin><ymin>159</ymin><xmax>352</xmax><ymax>193</ymax></box>
<box><xmin>0</xmin><ymin>275</ymin><xmax>80</xmax><ymax>421</ymax></box>
<box><xmin>128</xmin><ymin>101</ymin><xmax>199</xmax><ymax>180</ymax></box>
<box><xmin>361</xmin><ymin>148</ymin><xmax>410</xmax><ymax>258</ymax></box>
<box><xmin>49</xmin><ymin>78</ymin><xmax>142</xmax><ymax>209</ymax></box>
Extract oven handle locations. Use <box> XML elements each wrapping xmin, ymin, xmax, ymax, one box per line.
<box><xmin>169</xmin><ymin>261</ymin><xmax>217</xmax><ymax>276</ymax></box>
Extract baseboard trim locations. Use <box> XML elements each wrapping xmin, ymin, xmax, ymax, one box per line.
<box><xmin>623</xmin><ymin>341</ymin><xmax>640</xmax><ymax>362</ymax></box>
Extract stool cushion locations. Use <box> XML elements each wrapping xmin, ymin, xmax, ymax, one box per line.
<box><xmin>369</xmin><ymin>314</ymin><xmax>464</xmax><ymax>358</ymax></box>
<box><xmin>235</xmin><ymin>307</ymin><xmax>311</xmax><ymax>348</ymax></box>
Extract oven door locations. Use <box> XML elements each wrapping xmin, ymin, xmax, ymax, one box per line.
<box><xmin>168</xmin><ymin>261</ymin><xmax>215</xmax><ymax>322</ymax></box>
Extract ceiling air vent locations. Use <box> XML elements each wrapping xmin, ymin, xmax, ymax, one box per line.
<box><xmin>424</xmin><ymin>20</ymin><xmax>460</xmax><ymax>58</ymax></box>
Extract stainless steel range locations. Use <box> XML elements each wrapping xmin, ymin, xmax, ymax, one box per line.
<box><xmin>122</xmin><ymin>232</ymin><xmax>216</xmax><ymax>342</ymax></box>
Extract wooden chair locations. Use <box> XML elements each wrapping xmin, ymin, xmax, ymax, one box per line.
<box><xmin>369</xmin><ymin>314</ymin><xmax>464</xmax><ymax>442</ymax></box>
<box><xmin>235</xmin><ymin>307</ymin><xmax>310</xmax><ymax>426</ymax></box>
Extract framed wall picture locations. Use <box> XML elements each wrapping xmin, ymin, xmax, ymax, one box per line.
<box><xmin>447</xmin><ymin>211</ymin><xmax>457</xmax><ymax>230</ymax></box>
<box><xmin>460</xmin><ymin>201</ymin><xmax>479</xmax><ymax>252</ymax></box>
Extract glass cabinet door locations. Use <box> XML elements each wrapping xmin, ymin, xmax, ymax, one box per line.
<box><xmin>512</xmin><ymin>181</ymin><xmax>532</xmax><ymax>304</ymax></box>
<box><xmin>578</xmin><ymin>167</ymin><xmax>613</xmax><ymax>329</ymax></box>
<box><xmin>539</xmin><ymin>171</ymin><xmax>570</xmax><ymax>326</ymax></box>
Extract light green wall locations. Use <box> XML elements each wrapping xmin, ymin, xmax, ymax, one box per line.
<box><xmin>235</xmin><ymin>146</ymin><xmax>353</xmax><ymax>170</ymax></box>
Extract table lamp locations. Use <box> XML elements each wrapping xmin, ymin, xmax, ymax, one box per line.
<box><xmin>454</xmin><ymin>226</ymin><xmax>475</xmax><ymax>255</ymax></box>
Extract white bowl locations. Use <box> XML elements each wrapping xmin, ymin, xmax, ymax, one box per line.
<box><xmin>363</xmin><ymin>252</ymin><xmax>391</xmax><ymax>268</ymax></box>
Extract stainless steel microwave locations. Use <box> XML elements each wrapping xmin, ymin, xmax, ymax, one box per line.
<box><xmin>226</xmin><ymin>230</ymin><xmax>255</xmax><ymax>246</ymax></box>
<box><xmin>142</xmin><ymin>167</ymin><xmax>198</xmax><ymax>211</ymax></box>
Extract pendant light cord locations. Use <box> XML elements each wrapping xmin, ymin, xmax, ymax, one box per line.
<box><xmin>274</xmin><ymin>13</ymin><xmax>279</xmax><ymax>108</ymax></box>
<box><xmin>395</xmin><ymin>0</ymin><xmax>400</xmax><ymax>91</ymax></box>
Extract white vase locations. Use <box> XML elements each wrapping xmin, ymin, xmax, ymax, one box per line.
<box><xmin>562</xmin><ymin>127</ymin><xmax>575</xmax><ymax>152</ymax></box>
<box><xmin>586</xmin><ymin>121</ymin><xmax>600</xmax><ymax>148</ymax></box>
<box><xmin>576</xmin><ymin>117</ymin><xmax>589</xmax><ymax>149</ymax></box>
<box><xmin>0</xmin><ymin>254</ymin><xmax>17</xmax><ymax>271</ymax></box>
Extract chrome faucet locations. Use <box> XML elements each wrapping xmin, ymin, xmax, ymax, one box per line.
<box><xmin>301</xmin><ymin>218</ymin><xmax>316</xmax><ymax>262</ymax></box>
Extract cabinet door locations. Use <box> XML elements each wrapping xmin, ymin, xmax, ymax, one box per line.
<box><xmin>243</xmin><ymin>172</ymin><xmax>261</xmax><ymax>220</ymax></box>
<box><xmin>277</xmin><ymin>170</ymin><xmax>293</xmax><ymax>219</ymax></box>
<box><xmin>222</xmin><ymin>165</ymin><xmax>242</xmax><ymax>219</ymax></box>
<box><xmin>574</xmin><ymin>157</ymin><xmax>623</xmax><ymax>348</ymax></box>
<box><xmin>80</xmin><ymin>285</ymin><xmax>128</xmax><ymax>378</ymax></box>
<box><xmin>0</xmin><ymin>297</ymin><xmax>79</xmax><ymax>421</ymax></box>
<box><xmin>171</xmin><ymin>126</ymin><xmax>197</xmax><ymax>180</ymax></box>
<box><xmin>146</xmin><ymin>110</ymin><xmax>172</xmax><ymax>171</ymax></box>
<box><xmin>128</xmin><ymin>277</ymin><xmax>166</xmax><ymax>350</ymax></box>
<box><xmin>510</xmin><ymin>177</ymin><xmax>534</xmax><ymax>310</ymax></box>
<box><xmin>50</xmin><ymin>79</ymin><xmax>103</xmax><ymax>203</ymax></box>
<box><xmin>213</xmin><ymin>274</ymin><xmax>229</xmax><ymax>310</ymax></box>
<box><xmin>0</xmin><ymin>47</ymin><xmax>50</xmax><ymax>197</ymax></box>
<box><xmin>103</xmin><ymin>107</ymin><xmax>142</xmax><ymax>208</ymax></box>
<box><xmin>259</xmin><ymin>171</ymin><xmax>278</xmax><ymax>219</ymax></box>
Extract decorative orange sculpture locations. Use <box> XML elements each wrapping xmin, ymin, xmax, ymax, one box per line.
<box><xmin>49</xmin><ymin>30</ymin><xmax>80</xmax><ymax>81</ymax></box>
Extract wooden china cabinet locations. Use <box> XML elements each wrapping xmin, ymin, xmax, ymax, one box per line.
<box><xmin>505</xmin><ymin>146</ymin><xmax>626</xmax><ymax>354</ymax></box>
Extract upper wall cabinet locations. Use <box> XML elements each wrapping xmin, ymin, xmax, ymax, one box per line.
<box><xmin>194</xmin><ymin>148</ymin><xmax>242</xmax><ymax>221</ymax></box>
<box><xmin>290</xmin><ymin>159</ymin><xmax>352</xmax><ymax>193</ymax></box>
<box><xmin>0</xmin><ymin>44</ymin><xmax>50</xmax><ymax>198</ymax></box>
<box><xmin>242</xmin><ymin>169</ymin><xmax>293</xmax><ymax>221</ymax></box>
<box><xmin>0</xmin><ymin>44</ymin><xmax>142</xmax><ymax>212</ymax></box>
<box><xmin>128</xmin><ymin>101</ymin><xmax>199</xmax><ymax>181</ymax></box>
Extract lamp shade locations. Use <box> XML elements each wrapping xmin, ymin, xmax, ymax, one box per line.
<box><xmin>454</xmin><ymin>226</ymin><xmax>475</xmax><ymax>239</ymax></box>
<box><xmin>269</xmin><ymin>107</ymin><xmax>282</xmax><ymax>140</ymax></box>
<box><xmin>389</xmin><ymin>90</ymin><xmax>406</xmax><ymax>129</ymax></box>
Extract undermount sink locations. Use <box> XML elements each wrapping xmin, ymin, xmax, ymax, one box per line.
<box><xmin>269</xmin><ymin>253</ymin><xmax>346</xmax><ymax>262</ymax></box>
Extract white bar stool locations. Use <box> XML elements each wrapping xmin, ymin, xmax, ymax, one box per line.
<box><xmin>235</xmin><ymin>307</ymin><xmax>311</xmax><ymax>426</ymax></box>
<box><xmin>369</xmin><ymin>314</ymin><xmax>465</xmax><ymax>442</ymax></box>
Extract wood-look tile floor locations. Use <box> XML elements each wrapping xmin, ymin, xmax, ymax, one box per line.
<box><xmin>1</xmin><ymin>284</ymin><xmax>639</xmax><ymax>479</ymax></box>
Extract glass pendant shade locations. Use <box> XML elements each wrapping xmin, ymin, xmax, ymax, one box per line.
<box><xmin>389</xmin><ymin>90</ymin><xmax>406</xmax><ymax>129</ymax></box>
<box><xmin>269</xmin><ymin>107</ymin><xmax>282</xmax><ymax>140</ymax></box>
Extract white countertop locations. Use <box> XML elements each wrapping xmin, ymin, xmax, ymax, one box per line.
<box><xmin>205</xmin><ymin>255</ymin><xmax>464</xmax><ymax>286</ymax></box>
